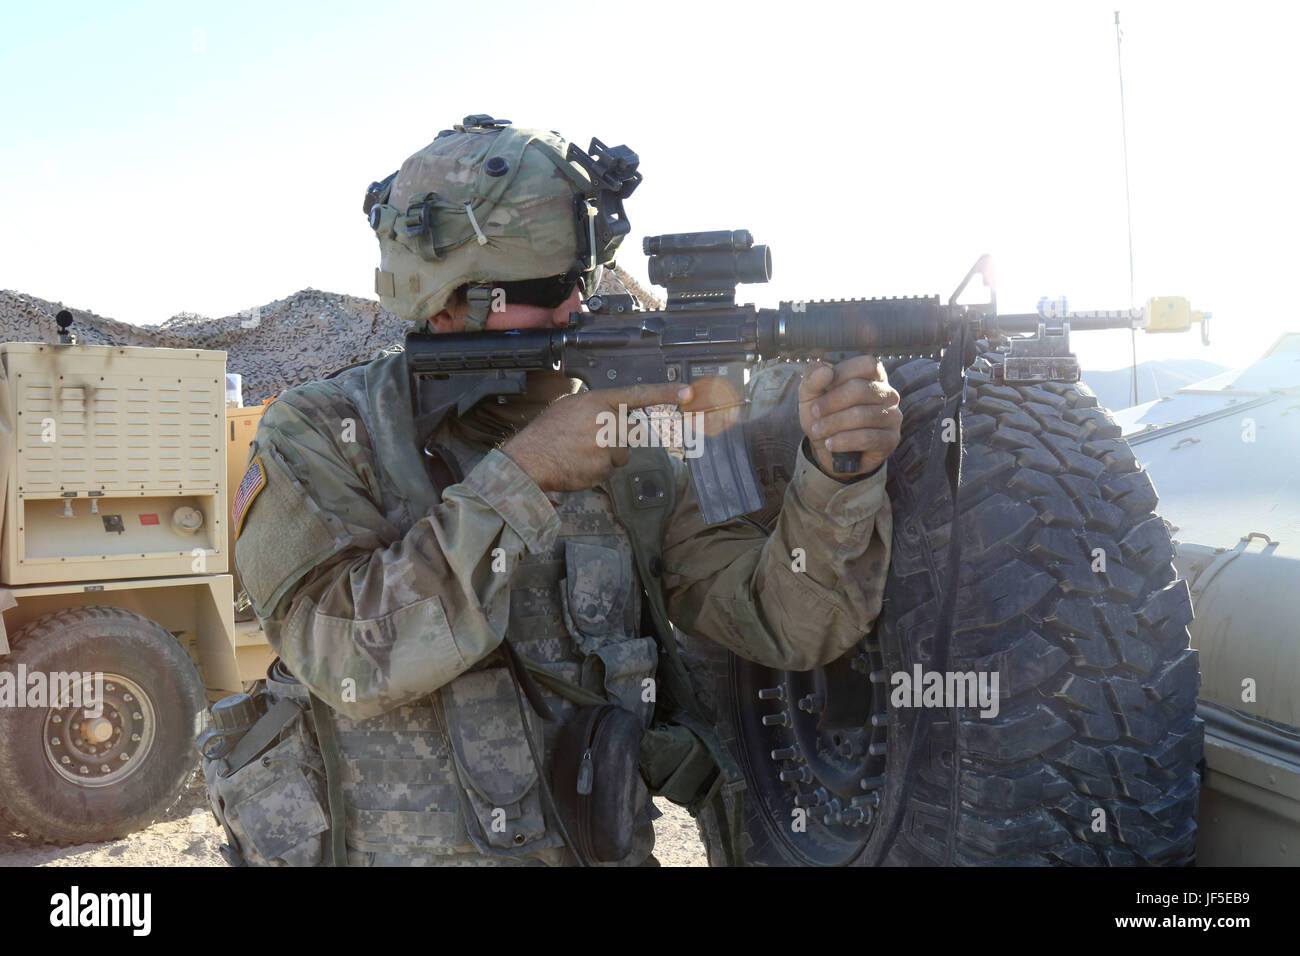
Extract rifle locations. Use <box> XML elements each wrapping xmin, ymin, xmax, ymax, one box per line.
<box><xmin>405</xmin><ymin>229</ymin><xmax>1208</xmax><ymax>525</ymax></box>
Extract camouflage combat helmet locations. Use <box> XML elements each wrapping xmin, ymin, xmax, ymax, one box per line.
<box><xmin>364</xmin><ymin>114</ymin><xmax>641</xmax><ymax>330</ymax></box>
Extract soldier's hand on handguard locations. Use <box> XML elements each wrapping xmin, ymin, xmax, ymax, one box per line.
<box><xmin>799</xmin><ymin>355</ymin><xmax>902</xmax><ymax>479</ymax></box>
<box><xmin>502</xmin><ymin>383</ymin><xmax>689</xmax><ymax>493</ymax></box>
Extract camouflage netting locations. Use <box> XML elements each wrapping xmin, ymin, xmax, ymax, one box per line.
<box><xmin>0</xmin><ymin>267</ymin><xmax>662</xmax><ymax>406</ymax></box>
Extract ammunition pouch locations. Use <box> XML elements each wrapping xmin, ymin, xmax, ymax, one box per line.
<box><xmin>440</xmin><ymin>666</ymin><xmax>561</xmax><ymax>857</ymax></box>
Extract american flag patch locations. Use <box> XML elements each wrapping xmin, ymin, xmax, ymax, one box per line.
<box><xmin>232</xmin><ymin>456</ymin><xmax>267</xmax><ymax>540</ymax></box>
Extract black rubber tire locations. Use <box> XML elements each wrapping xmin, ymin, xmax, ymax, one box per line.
<box><xmin>687</xmin><ymin>353</ymin><xmax>1203</xmax><ymax>865</ymax></box>
<box><xmin>0</xmin><ymin>606</ymin><xmax>208</xmax><ymax>845</ymax></box>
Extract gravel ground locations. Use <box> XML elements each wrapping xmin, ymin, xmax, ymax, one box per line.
<box><xmin>0</xmin><ymin>776</ymin><xmax>224</xmax><ymax>867</ymax></box>
<box><xmin>0</xmin><ymin>773</ymin><xmax>707</xmax><ymax>867</ymax></box>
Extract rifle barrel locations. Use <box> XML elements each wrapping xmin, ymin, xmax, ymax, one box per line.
<box><xmin>992</xmin><ymin>312</ymin><xmax>1139</xmax><ymax>333</ymax></box>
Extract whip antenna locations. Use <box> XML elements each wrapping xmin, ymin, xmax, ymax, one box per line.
<box><xmin>1115</xmin><ymin>10</ymin><xmax>1139</xmax><ymax>406</ymax></box>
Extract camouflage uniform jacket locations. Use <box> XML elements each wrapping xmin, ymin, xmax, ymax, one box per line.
<box><xmin>233</xmin><ymin>350</ymin><xmax>892</xmax><ymax>864</ymax></box>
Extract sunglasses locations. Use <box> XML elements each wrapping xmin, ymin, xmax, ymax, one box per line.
<box><xmin>490</xmin><ymin>268</ymin><xmax>584</xmax><ymax>310</ymax></box>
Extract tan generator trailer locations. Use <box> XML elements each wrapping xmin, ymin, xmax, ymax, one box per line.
<box><xmin>0</xmin><ymin>327</ymin><xmax>273</xmax><ymax>844</ymax></box>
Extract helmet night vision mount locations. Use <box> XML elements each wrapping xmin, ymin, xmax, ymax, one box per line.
<box><xmin>565</xmin><ymin>133</ymin><xmax>641</xmax><ymax>274</ymax></box>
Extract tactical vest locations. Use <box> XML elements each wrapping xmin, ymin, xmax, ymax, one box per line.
<box><xmin>205</xmin><ymin>353</ymin><xmax>743</xmax><ymax>866</ymax></box>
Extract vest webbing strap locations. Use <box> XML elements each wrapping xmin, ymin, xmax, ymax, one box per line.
<box><xmin>499</xmin><ymin>636</ymin><xmax>558</xmax><ymax>722</ymax></box>
<box><xmin>517</xmin><ymin>656</ymin><xmax>608</xmax><ymax>708</ymax></box>
<box><xmin>221</xmin><ymin>698</ymin><xmax>303</xmax><ymax>777</ymax></box>
<box><xmin>308</xmin><ymin>691</ymin><xmax>349</xmax><ymax>868</ymax></box>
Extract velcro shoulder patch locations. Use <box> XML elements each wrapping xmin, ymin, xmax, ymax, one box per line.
<box><xmin>233</xmin><ymin>456</ymin><xmax>267</xmax><ymax>540</ymax></box>
<box><xmin>233</xmin><ymin>448</ymin><xmax>343</xmax><ymax>615</ymax></box>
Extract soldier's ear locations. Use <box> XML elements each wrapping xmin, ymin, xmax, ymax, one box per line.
<box><xmin>429</xmin><ymin>310</ymin><xmax>461</xmax><ymax>333</ymax></box>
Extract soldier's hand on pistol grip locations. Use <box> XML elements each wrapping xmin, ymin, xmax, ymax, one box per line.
<box><xmin>800</xmin><ymin>355</ymin><xmax>902</xmax><ymax>479</ymax></box>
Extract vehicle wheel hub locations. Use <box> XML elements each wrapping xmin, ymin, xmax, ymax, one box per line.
<box><xmin>43</xmin><ymin>674</ymin><xmax>156</xmax><ymax>788</ymax></box>
<box><xmin>733</xmin><ymin>636</ymin><xmax>890</xmax><ymax>864</ymax></box>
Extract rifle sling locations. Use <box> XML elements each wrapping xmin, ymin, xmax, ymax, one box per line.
<box><xmin>873</xmin><ymin>323</ymin><xmax>973</xmax><ymax>863</ymax></box>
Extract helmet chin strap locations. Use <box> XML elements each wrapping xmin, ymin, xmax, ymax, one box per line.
<box><xmin>463</xmin><ymin>285</ymin><xmax>494</xmax><ymax>331</ymax></box>
<box><xmin>581</xmin><ymin>200</ymin><xmax>598</xmax><ymax>273</ymax></box>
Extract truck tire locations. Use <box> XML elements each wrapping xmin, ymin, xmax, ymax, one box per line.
<box><xmin>686</xmin><ymin>353</ymin><xmax>1203</xmax><ymax>865</ymax></box>
<box><xmin>0</xmin><ymin>606</ymin><xmax>208</xmax><ymax>845</ymax></box>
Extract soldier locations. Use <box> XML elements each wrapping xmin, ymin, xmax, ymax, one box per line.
<box><xmin>230</xmin><ymin>115</ymin><xmax>900</xmax><ymax>866</ymax></box>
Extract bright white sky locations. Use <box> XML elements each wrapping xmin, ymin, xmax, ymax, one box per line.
<box><xmin>2</xmin><ymin>0</ymin><xmax>1297</xmax><ymax>384</ymax></box>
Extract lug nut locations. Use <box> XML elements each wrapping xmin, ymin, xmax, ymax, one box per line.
<box><xmin>837</xmin><ymin>739</ymin><xmax>865</xmax><ymax>757</ymax></box>
<box><xmin>779</xmin><ymin>766</ymin><xmax>812</xmax><ymax>784</ymax></box>
<box><xmin>822</xmin><ymin>798</ymin><xmax>844</xmax><ymax>820</ymax></box>
<box><xmin>761</xmin><ymin>712</ymin><xmax>790</xmax><ymax>728</ymax></box>
<box><xmin>871</xmin><ymin>713</ymin><xmax>888</xmax><ymax>728</ymax></box>
<box><xmin>860</xmin><ymin>775</ymin><xmax>885</xmax><ymax>791</ymax></box>
<box><xmin>797</xmin><ymin>694</ymin><xmax>822</xmax><ymax>714</ymax></box>
<box><xmin>868</xmin><ymin>669</ymin><xmax>889</xmax><ymax>684</ymax></box>
<box><xmin>868</xmin><ymin>741</ymin><xmax>888</xmax><ymax>757</ymax></box>
<box><xmin>853</xmin><ymin>792</ymin><xmax>881</xmax><ymax>810</ymax></box>
<box><xmin>757</xmin><ymin>686</ymin><xmax>784</xmax><ymax>701</ymax></box>
<box><xmin>770</xmin><ymin>746</ymin><xmax>800</xmax><ymax>761</ymax></box>
<box><xmin>838</xmin><ymin>806</ymin><xmax>872</xmax><ymax>826</ymax></box>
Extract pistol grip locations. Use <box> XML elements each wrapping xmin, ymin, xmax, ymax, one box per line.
<box><xmin>831</xmin><ymin>451</ymin><xmax>862</xmax><ymax>474</ymax></box>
